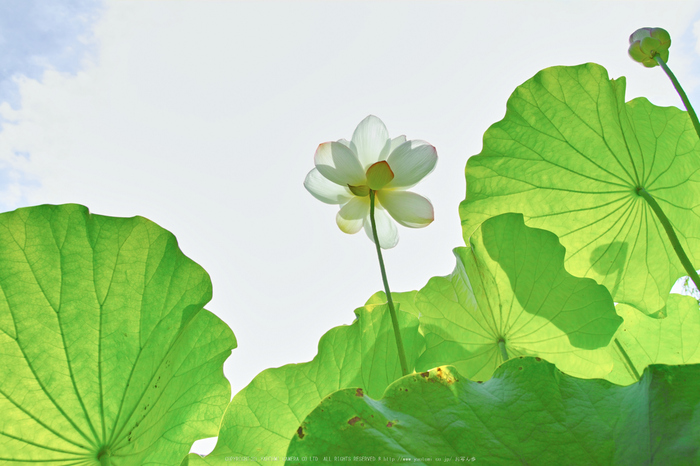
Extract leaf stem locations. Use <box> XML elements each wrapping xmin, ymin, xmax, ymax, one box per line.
<box><xmin>369</xmin><ymin>190</ymin><xmax>409</xmax><ymax>377</ymax></box>
<box><xmin>654</xmin><ymin>54</ymin><xmax>700</xmax><ymax>141</ymax></box>
<box><xmin>98</xmin><ymin>447</ymin><xmax>111</xmax><ymax>466</ymax></box>
<box><xmin>614</xmin><ymin>338</ymin><xmax>640</xmax><ymax>381</ymax></box>
<box><xmin>498</xmin><ymin>339</ymin><xmax>508</xmax><ymax>362</ymax></box>
<box><xmin>637</xmin><ymin>187</ymin><xmax>700</xmax><ymax>292</ymax></box>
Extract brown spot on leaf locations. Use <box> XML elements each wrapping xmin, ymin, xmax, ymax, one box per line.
<box><xmin>348</xmin><ymin>416</ymin><xmax>361</xmax><ymax>426</ymax></box>
<box><xmin>387</xmin><ymin>421</ymin><xmax>394</xmax><ymax>428</ymax></box>
<box><xmin>434</xmin><ymin>366</ymin><xmax>457</xmax><ymax>384</ymax></box>
<box><xmin>297</xmin><ymin>426</ymin><xmax>305</xmax><ymax>439</ymax></box>
<box><xmin>535</xmin><ymin>357</ymin><xmax>541</xmax><ymax>361</ymax></box>
<box><xmin>477</xmin><ymin>381</ymin><xmax>483</xmax><ymax>384</ymax></box>
<box><xmin>356</xmin><ymin>388</ymin><xmax>364</xmax><ymax>397</ymax></box>
<box><xmin>420</xmin><ymin>371</ymin><xmax>429</xmax><ymax>378</ymax></box>
<box><xmin>518</xmin><ymin>367</ymin><xmax>523</xmax><ymax>370</ymax></box>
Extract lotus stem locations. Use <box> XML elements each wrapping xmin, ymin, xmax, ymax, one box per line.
<box><xmin>98</xmin><ymin>447</ymin><xmax>112</xmax><ymax>466</ymax></box>
<box><xmin>614</xmin><ymin>338</ymin><xmax>640</xmax><ymax>381</ymax></box>
<box><xmin>369</xmin><ymin>190</ymin><xmax>409</xmax><ymax>377</ymax></box>
<box><xmin>654</xmin><ymin>55</ymin><xmax>700</xmax><ymax>141</ymax></box>
<box><xmin>498</xmin><ymin>339</ymin><xmax>508</xmax><ymax>362</ymax></box>
<box><xmin>637</xmin><ymin>187</ymin><xmax>700</xmax><ymax>292</ymax></box>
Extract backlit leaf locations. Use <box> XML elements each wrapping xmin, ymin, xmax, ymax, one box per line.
<box><xmin>607</xmin><ymin>294</ymin><xmax>700</xmax><ymax>385</ymax></box>
<box><xmin>0</xmin><ymin>204</ymin><xmax>236</xmax><ymax>464</ymax></box>
<box><xmin>460</xmin><ymin>63</ymin><xmax>700</xmax><ymax>315</ymax></box>
<box><xmin>415</xmin><ymin>213</ymin><xmax>621</xmax><ymax>381</ymax></box>
<box><xmin>184</xmin><ymin>302</ymin><xmax>424</xmax><ymax>466</ymax></box>
<box><xmin>288</xmin><ymin>359</ymin><xmax>700</xmax><ymax>464</ymax></box>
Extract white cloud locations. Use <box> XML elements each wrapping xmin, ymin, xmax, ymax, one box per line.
<box><xmin>0</xmin><ymin>0</ymin><xmax>103</xmax><ymax>108</ymax></box>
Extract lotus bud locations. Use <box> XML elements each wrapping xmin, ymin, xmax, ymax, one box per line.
<box><xmin>628</xmin><ymin>27</ymin><xmax>671</xmax><ymax>67</ymax></box>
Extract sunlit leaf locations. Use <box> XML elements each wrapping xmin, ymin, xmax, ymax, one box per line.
<box><xmin>364</xmin><ymin>290</ymin><xmax>419</xmax><ymax>317</ymax></box>
<box><xmin>415</xmin><ymin>213</ymin><xmax>621</xmax><ymax>381</ymax></box>
<box><xmin>0</xmin><ymin>204</ymin><xmax>236</xmax><ymax>464</ymax></box>
<box><xmin>288</xmin><ymin>359</ymin><xmax>700</xmax><ymax>464</ymax></box>
<box><xmin>460</xmin><ymin>63</ymin><xmax>700</xmax><ymax>315</ymax></box>
<box><xmin>184</xmin><ymin>303</ymin><xmax>424</xmax><ymax>466</ymax></box>
<box><xmin>607</xmin><ymin>294</ymin><xmax>700</xmax><ymax>385</ymax></box>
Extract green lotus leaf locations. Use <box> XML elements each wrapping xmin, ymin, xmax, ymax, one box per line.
<box><xmin>607</xmin><ymin>293</ymin><xmax>700</xmax><ymax>385</ymax></box>
<box><xmin>0</xmin><ymin>204</ymin><xmax>236</xmax><ymax>464</ymax></box>
<box><xmin>184</xmin><ymin>302</ymin><xmax>424</xmax><ymax>466</ymax></box>
<box><xmin>416</xmin><ymin>213</ymin><xmax>621</xmax><ymax>381</ymax></box>
<box><xmin>364</xmin><ymin>290</ymin><xmax>419</xmax><ymax>317</ymax></box>
<box><xmin>460</xmin><ymin>62</ymin><xmax>700</xmax><ymax>315</ymax></box>
<box><xmin>287</xmin><ymin>359</ymin><xmax>700</xmax><ymax>465</ymax></box>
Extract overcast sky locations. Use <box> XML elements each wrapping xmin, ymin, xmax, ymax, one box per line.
<box><xmin>2</xmin><ymin>0</ymin><xmax>700</xmax><ymax>456</ymax></box>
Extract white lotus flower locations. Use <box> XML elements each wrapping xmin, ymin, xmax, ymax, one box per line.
<box><xmin>304</xmin><ymin>115</ymin><xmax>437</xmax><ymax>249</ymax></box>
